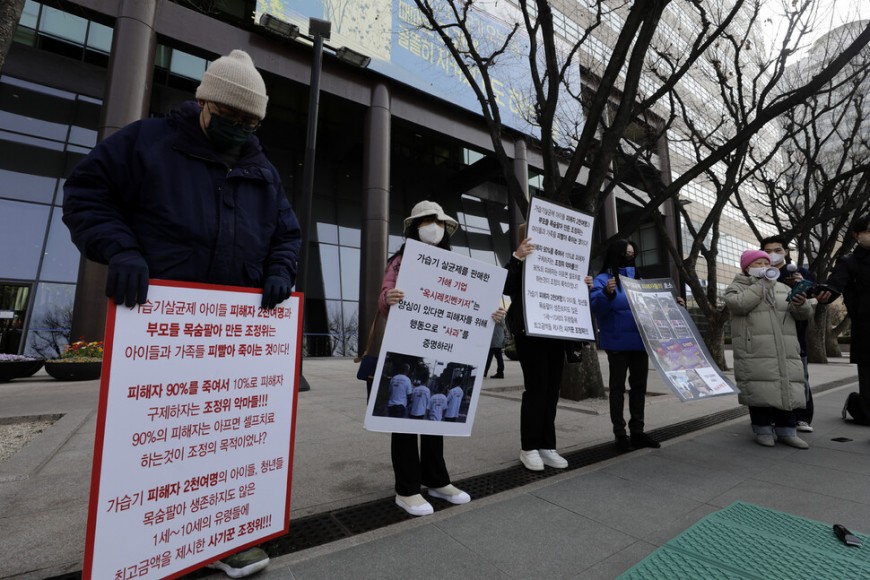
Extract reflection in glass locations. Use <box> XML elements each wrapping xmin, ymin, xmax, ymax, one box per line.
<box><xmin>326</xmin><ymin>300</ymin><xmax>359</xmax><ymax>356</ymax></box>
<box><xmin>24</xmin><ymin>282</ymin><xmax>75</xmax><ymax>358</ymax></box>
<box><xmin>39</xmin><ymin>6</ymin><xmax>87</xmax><ymax>44</ymax></box>
<box><xmin>170</xmin><ymin>50</ymin><xmax>207</xmax><ymax>81</ymax></box>
<box><xmin>337</xmin><ymin>203</ymin><xmax>361</xmax><ymax>247</ymax></box>
<box><xmin>86</xmin><ymin>21</ymin><xmax>113</xmax><ymax>53</ymax></box>
<box><xmin>0</xmin><ymin>168</ymin><xmax>56</xmax><ymax>204</ymax></box>
<box><xmin>318</xmin><ymin>244</ymin><xmax>341</xmax><ymax>299</ymax></box>
<box><xmin>40</xmin><ymin>207</ymin><xmax>81</xmax><ymax>283</ymax></box>
<box><xmin>339</xmin><ymin>247</ymin><xmax>360</xmax><ymax>301</ymax></box>
<box><xmin>0</xmin><ymin>199</ymin><xmax>50</xmax><ymax>279</ymax></box>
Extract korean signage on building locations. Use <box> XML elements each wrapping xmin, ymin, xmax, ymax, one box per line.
<box><xmin>255</xmin><ymin>0</ymin><xmax>583</xmax><ymax>140</ymax></box>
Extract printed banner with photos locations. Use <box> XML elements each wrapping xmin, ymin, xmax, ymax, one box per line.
<box><xmin>83</xmin><ymin>281</ymin><xmax>302</xmax><ymax>580</ymax></box>
<box><xmin>364</xmin><ymin>239</ymin><xmax>507</xmax><ymax>436</ymax></box>
<box><xmin>620</xmin><ymin>277</ymin><xmax>736</xmax><ymax>402</ymax></box>
<box><xmin>522</xmin><ymin>196</ymin><xmax>595</xmax><ymax>341</ymax></box>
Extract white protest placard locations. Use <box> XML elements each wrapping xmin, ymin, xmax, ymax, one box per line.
<box><xmin>523</xmin><ymin>196</ymin><xmax>595</xmax><ymax>340</ymax></box>
<box><xmin>621</xmin><ymin>277</ymin><xmax>736</xmax><ymax>401</ymax></box>
<box><xmin>83</xmin><ymin>281</ymin><xmax>302</xmax><ymax>580</ymax></box>
<box><xmin>364</xmin><ymin>239</ymin><xmax>507</xmax><ymax>437</ymax></box>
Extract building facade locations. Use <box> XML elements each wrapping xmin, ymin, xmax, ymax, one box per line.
<box><xmin>2</xmin><ymin>0</ymin><xmax>742</xmax><ymax>358</ymax></box>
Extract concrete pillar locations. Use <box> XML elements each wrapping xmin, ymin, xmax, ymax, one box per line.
<box><xmin>358</xmin><ymin>83</ymin><xmax>391</xmax><ymax>354</ymax></box>
<box><xmin>70</xmin><ymin>0</ymin><xmax>158</xmax><ymax>342</ymax></box>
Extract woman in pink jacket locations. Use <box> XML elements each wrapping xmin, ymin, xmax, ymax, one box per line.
<box><xmin>379</xmin><ymin>201</ymin><xmax>504</xmax><ymax>516</ymax></box>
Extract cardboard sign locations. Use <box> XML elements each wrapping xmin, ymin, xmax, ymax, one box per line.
<box><xmin>83</xmin><ymin>281</ymin><xmax>302</xmax><ymax>579</ymax></box>
<box><xmin>621</xmin><ymin>277</ymin><xmax>736</xmax><ymax>401</ymax></box>
<box><xmin>364</xmin><ymin>240</ymin><xmax>507</xmax><ymax>436</ymax></box>
<box><xmin>522</xmin><ymin>196</ymin><xmax>595</xmax><ymax>340</ymax></box>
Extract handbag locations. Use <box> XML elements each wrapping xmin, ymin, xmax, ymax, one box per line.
<box><xmin>356</xmin><ymin>313</ymin><xmax>382</xmax><ymax>381</ymax></box>
<box><xmin>356</xmin><ymin>355</ymin><xmax>378</xmax><ymax>381</ymax></box>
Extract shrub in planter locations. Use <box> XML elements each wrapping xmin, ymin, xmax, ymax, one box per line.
<box><xmin>0</xmin><ymin>354</ymin><xmax>45</xmax><ymax>382</ymax></box>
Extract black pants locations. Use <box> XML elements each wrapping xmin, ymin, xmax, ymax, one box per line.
<box><xmin>515</xmin><ymin>332</ymin><xmax>564</xmax><ymax>450</ymax></box>
<box><xmin>859</xmin><ymin>362</ymin><xmax>870</xmax><ymax>405</ymax></box>
<box><xmin>793</xmin><ymin>355</ymin><xmax>814</xmax><ymax>424</ymax></box>
<box><xmin>607</xmin><ymin>350</ymin><xmax>649</xmax><ymax>437</ymax></box>
<box><xmin>484</xmin><ymin>347</ymin><xmax>504</xmax><ymax>376</ymax></box>
<box><xmin>748</xmin><ymin>406</ymin><xmax>797</xmax><ymax>431</ymax></box>
<box><xmin>391</xmin><ymin>433</ymin><xmax>450</xmax><ymax>496</ymax></box>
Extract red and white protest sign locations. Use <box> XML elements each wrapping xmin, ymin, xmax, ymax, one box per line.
<box><xmin>83</xmin><ymin>281</ymin><xmax>302</xmax><ymax>579</ymax></box>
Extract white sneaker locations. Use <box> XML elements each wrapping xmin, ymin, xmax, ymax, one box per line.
<box><xmin>519</xmin><ymin>449</ymin><xmax>544</xmax><ymax>471</ymax></box>
<box><xmin>538</xmin><ymin>449</ymin><xmax>568</xmax><ymax>469</ymax></box>
<box><xmin>428</xmin><ymin>484</ymin><xmax>471</xmax><ymax>504</ymax></box>
<box><xmin>796</xmin><ymin>421</ymin><xmax>813</xmax><ymax>433</ymax></box>
<box><xmin>208</xmin><ymin>547</ymin><xmax>269</xmax><ymax>578</ymax></box>
<box><xmin>395</xmin><ymin>494</ymin><xmax>434</xmax><ymax>516</ymax></box>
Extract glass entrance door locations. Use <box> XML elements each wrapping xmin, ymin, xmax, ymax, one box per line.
<box><xmin>0</xmin><ymin>284</ymin><xmax>30</xmax><ymax>355</ymax></box>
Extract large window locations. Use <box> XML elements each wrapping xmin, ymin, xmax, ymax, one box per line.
<box><xmin>0</xmin><ymin>74</ymin><xmax>102</xmax><ymax>354</ymax></box>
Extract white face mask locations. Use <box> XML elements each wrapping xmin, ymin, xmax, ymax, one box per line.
<box><xmin>418</xmin><ymin>222</ymin><xmax>445</xmax><ymax>245</ymax></box>
<box><xmin>857</xmin><ymin>232</ymin><xmax>870</xmax><ymax>249</ymax></box>
<box><xmin>768</xmin><ymin>252</ymin><xmax>785</xmax><ymax>266</ymax></box>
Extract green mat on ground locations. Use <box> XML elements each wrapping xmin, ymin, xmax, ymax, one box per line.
<box><xmin>619</xmin><ymin>501</ymin><xmax>870</xmax><ymax>579</ymax></box>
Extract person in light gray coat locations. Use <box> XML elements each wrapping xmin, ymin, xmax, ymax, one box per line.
<box><xmin>725</xmin><ymin>250</ymin><xmax>813</xmax><ymax>449</ymax></box>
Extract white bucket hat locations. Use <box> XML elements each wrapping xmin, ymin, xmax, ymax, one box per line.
<box><xmin>403</xmin><ymin>201</ymin><xmax>459</xmax><ymax>237</ymax></box>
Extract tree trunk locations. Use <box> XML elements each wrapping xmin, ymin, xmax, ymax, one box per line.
<box><xmin>701</xmin><ymin>319</ymin><xmax>728</xmax><ymax>371</ymax></box>
<box><xmin>0</xmin><ymin>0</ymin><xmax>26</xmax><ymax>72</ymax></box>
<box><xmin>806</xmin><ymin>305</ymin><xmax>829</xmax><ymax>363</ymax></box>
<box><xmin>561</xmin><ymin>342</ymin><xmax>605</xmax><ymax>401</ymax></box>
<box><xmin>826</xmin><ymin>316</ymin><xmax>850</xmax><ymax>358</ymax></box>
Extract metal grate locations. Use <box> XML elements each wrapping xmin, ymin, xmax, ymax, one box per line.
<box><xmin>50</xmin><ymin>405</ymin><xmax>751</xmax><ymax>579</ymax></box>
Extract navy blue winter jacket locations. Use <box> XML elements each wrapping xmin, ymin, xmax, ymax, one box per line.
<box><xmin>63</xmin><ymin>101</ymin><xmax>301</xmax><ymax>288</ymax></box>
<box><xmin>590</xmin><ymin>268</ymin><xmax>644</xmax><ymax>351</ymax></box>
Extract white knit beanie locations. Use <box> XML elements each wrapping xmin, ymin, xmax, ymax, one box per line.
<box><xmin>196</xmin><ymin>50</ymin><xmax>268</xmax><ymax>119</ymax></box>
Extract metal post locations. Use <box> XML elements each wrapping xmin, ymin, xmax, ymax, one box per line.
<box><xmin>295</xmin><ymin>19</ymin><xmax>330</xmax><ymax>391</ymax></box>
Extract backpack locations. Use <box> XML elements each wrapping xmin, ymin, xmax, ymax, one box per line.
<box><xmin>842</xmin><ymin>392</ymin><xmax>870</xmax><ymax>426</ymax></box>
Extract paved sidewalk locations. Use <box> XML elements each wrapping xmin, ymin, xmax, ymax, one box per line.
<box><xmin>0</xmin><ymin>352</ymin><xmax>863</xmax><ymax>579</ymax></box>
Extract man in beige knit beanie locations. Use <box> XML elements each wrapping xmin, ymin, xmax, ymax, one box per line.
<box><xmin>64</xmin><ymin>51</ymin><xmax>299</xmax><ymax>577</ymax></box>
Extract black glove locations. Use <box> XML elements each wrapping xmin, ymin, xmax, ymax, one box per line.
<box><xmin>106</xmin><ymin>251</ymin><xmax>149</xmax><ymax>307</ymax></box>
<box><xmin>262</xmin><ymin>275</ymin><xmax>291</xmax><ymax>309</ymax></box>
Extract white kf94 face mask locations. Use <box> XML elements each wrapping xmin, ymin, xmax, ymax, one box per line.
<box><xmin>418</xmin><ymin>222</ymin><xmax>445</xmax><ymax>245</ymax></box>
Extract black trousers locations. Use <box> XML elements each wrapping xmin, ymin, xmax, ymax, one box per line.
<box><xmin>484</xmin><ymin>347</ymin><xmax>504</xmax><ymax>376</ymax></box>
<box><xmin>515</xmin><ymin>332</ymin><xmax>564</xmax><ymax>450</ymax></box>
<box><xmin>391</xmin><ymin>433</ymin><xmax>450</xmax><ymax>497</ymax></box>
<box><xmin>859</xmin><ymin>362</ymin><xmax>870</xmax><ymax>405</ymax></box>
<box><xmin>607</xmin><ymin>350</ymin><xmax>649</xmax><ymax>437</ymax></box>
<box><xmin>793</xmin><ymin>355</ymin><xmax>814</xmax><ymax>424</ymax></box>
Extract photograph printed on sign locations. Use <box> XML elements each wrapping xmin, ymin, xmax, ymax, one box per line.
<box><xmin>620</xmin><ymin>277</ymin><xmax>736</xmax><ymax>402</ymax></box>
<box><xmin>521</xmin><ymin>196</ymin><xmax>595</xmax><ymax>341</ymax></box>
<box><xmin>363</xmin><ymin>239</ymin><xmax>507</xmax><ymax>437</ymax></box>
<box><xmin>368</xmin><ymin>351</ymin><xmax>476</xmax><ymax>423</ymax></box>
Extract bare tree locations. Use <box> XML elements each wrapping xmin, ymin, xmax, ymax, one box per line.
<box><xmin>28</xmin><ymin>304</ymin><xmax>73</xmax><ymax>359</ymax></box>
<box><xmin>411</xmin><ymin>1</ymin><xmax>870</xmax><ymax>397</ymax></box>
<box><xmin>742</xmin><ymin>18</ymin><xmax>870</xmax><ymax>363</ymax></box>
<box><xmin>327</xmin><ymin>304</ymin><xmax>360</xmax><ymax>357</ymax></box>
<box><xmin>0</xmin><ymin>0</ymin><xmax>26</xmax><ymax>71</ymax></box>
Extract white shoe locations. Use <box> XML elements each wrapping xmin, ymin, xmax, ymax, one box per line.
<box><xmin>538</xmin><ymin>449</ymin><xmax>568</xmax><ymax>469</ymax></box>
<box><xmin>755</xmin><ymin>434</ymin><xmax>775</xmax><ymax>447</ymax></box>
<box><xmin>428</xmin><ymin>484</ymin><xmax>471</xmax><ymax>504</ymax></box>
<box><xmin>208</xmin><ymin>547</ymin><xmax>269</xmax><ymax>578</ymax></box>
<box><xmin>777</xmin><ymin>435</ymin><xmax>809</xmax><ymax>449</ymax></box>
<box><xmin>519</xmin><ymin>449</ymin><xmax>544</xmax><ymax>471</ymax></box>
<box><xmin>395</xmin><ymin>494</ymin><xmax>433</xmax><ymax>516</ymax></box>
<box><xmin>796</xmin><ymin>421</ymin><xmax>813</xmax><ymax>433</ymax></box>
